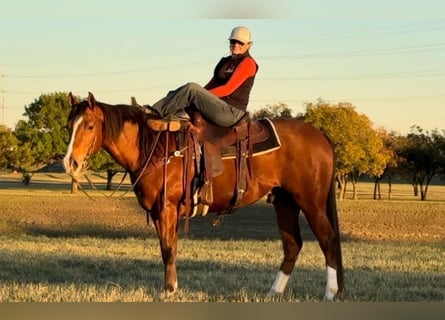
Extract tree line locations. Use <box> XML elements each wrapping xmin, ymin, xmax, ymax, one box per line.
<box><xmin>253</xmin><ymin>100</ymin><xmax>445</xmax><ymax>200</ymax></box>
<box><xmin>1</xmin><ymin>93</ymin><xmax>444</xmax><ymax>200</ymax></box>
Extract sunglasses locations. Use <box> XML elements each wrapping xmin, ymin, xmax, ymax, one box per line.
<box><xmin>230</xmin><ymin>39</ymin><xmax>245</xmax><ymax>46</ymax></box>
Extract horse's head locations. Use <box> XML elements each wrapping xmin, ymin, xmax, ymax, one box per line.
<box><xmin>63</xmin><ymin>92</ymin><xmax>104</xmax><ymax>177</ymax></box>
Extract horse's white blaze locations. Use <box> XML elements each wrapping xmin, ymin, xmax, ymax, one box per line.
<box><xmin>63</xmin><ymin>116</ymin><xmax>83</xmax><ymax>175</ymax></box>
<box><xmin>269</xmin><ymin>271</ymin><xmax>290</xmax><ymax>294</ymax></box>
<box><xmin>324</xmin><ymin>266</ymin><xmax>338</xmax><ymax>301</ymax></box>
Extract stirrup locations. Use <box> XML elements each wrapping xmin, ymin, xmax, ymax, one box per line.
<box><xmin>147</xmin><ymin>119</ymin><xmax>181</xmax><ymax>132</ymax></box>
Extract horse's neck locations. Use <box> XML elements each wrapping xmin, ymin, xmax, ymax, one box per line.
<box><xmin>103</xmin><ymin>123</ymin><xmax>142</xmax><ymax>172</ymax></box>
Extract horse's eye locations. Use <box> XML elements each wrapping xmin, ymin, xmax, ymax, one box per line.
<box><xmin>86</xmin><ymin>123</ymin><xmax>94</xmax><ymax>130</ymax></box>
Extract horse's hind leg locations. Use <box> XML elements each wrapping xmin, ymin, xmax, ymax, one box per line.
<box><xmin>267</xmin><ymin>188</ymin><xmax>302</xmax><ymax>296</ymax></box>
<box><xmin>302</xmin><ymin>202</ymin><xmax>340</xmax><ymax>301</ymax></box>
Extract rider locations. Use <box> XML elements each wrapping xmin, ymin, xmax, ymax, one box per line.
<box><xmin>149</xmin><ymin>26</ymin><xmax>259</xmax><ymax>127</ymax></box>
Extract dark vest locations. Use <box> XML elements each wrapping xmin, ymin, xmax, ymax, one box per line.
<box><xmin>209</xmin><ymin>53</ymin><xmax>258</xmax><ymax>111</ymax></box>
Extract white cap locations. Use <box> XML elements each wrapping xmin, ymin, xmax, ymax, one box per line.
<box><xmin>228</xmin><ymin>26</ymin><xmax>252</xmax><ymax>44</ymax></box>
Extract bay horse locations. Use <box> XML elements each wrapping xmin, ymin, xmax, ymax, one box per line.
<box><xmin>63</xmin><ymin>92</ymin><xmax>343</xmax><ymax>300</ymax></box>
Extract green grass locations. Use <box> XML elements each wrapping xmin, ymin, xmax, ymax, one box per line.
<box><xmin>0</xmin><ymin>172</ymin><xmax>444</xmax><ymax>301</ymax></box>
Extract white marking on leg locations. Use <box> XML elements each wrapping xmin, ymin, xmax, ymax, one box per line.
<box><xmin>269</xmin><ymin>271</ymin><xmax>290</xmax><ymax>295</ymax></box>
<box><xmin>201</xmin><ymin>204</ymin><xmax>209</xmax><ymax>216</ymax></box>
<box><xmin>63</xmin><ymin>116</ymin><xmax>83</xmax><ymax>173</ymax></box>
<box><xmin>191</xmin><ymin>192</ymin><xmax>199</xmax><ymax>217</ymax></box>
<box><xmin>324</xmin><ymin>266</ymin><xmax>338</xmax><ymax>301</ymax></box>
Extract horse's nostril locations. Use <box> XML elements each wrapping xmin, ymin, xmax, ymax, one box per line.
<box><xmin>72</xmin><ymin>160</ymin><xmax>79</xmax><ymax>170</ymax></box>
<box><xmin>63</xmin><ymin>157</ymin><xmax>79</xmax><ymax>174</ymax></box>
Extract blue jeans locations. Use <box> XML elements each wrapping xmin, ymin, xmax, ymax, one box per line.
<box><xmin>151</xmin><ymin>82</ymin><xmax>245</xmax><ymax>127</ymax></box>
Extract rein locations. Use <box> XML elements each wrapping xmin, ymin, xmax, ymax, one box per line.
<box><xmin>118</xmin><ymin>130</ymin><xmax>162</xmax><ymax>197</ymax></box>
<box><xmin>68</xmin><ymin>106</ymin><xmax>195</xmax><ymax>230</ymax></box>
<box><xmin>72</xmin><ymin>128</ymin><xmax>188</xmax><ymax>205</ymax></box>
<box><xmin>68</xmin><ymin>174</ymin><xmax>98</xmax><ymax>201</ymax></box>
<box><xmin>107</xmin><ymin>170</ymin><xmax>129</xmax><ymax>197</ymax></box>
<box><xmin>110</xmin><ymin>131</ymin><xmax>187</xmax><ymax>197</ymax></box>
<box><xmin>72</xmin><ymin>131</ymin><xmax>163</xmax><ymax>199</ymax></box>
<box><xmin>68</xmin><ymin>135</ymin><xmax>100</xmax><ymax>200</ymax></box>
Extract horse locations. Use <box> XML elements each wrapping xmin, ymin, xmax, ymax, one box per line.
<box><xmin>63</xmin><ymin>92</ymin><xmax>344</xmax><ymax>300</ymax></box>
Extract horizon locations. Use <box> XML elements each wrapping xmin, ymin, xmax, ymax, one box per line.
<box><xmin>1</xmin><ymin>2</ymin><xmax>444</xmax><ymax>135</ymax></box>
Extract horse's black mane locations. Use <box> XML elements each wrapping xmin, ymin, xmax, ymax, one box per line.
<box><xmin>100</xmin><ymin>102</ymin><xmax>145</xmax><ymax>138</ymax></box>
<box><xmin>69</xmin><ymin>99</ymin><xmax>155</xmax><ymax>163</ymax></box>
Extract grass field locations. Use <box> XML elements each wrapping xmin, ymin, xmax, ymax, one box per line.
<box><xmin>0</xmin><ymin>172</ymin><xmax>444</xmax><ymax>302</ymax></box>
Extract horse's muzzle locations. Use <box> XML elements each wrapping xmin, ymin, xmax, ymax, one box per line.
<box><xmin>63</xmin><ymin>155</ymin><xmax>82</xmax><ymax>177</ymax></box>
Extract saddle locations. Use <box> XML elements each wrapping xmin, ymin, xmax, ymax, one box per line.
<box><xmin>146</xmin><ymin>109</ymin><xmax>280</xmax><ymax>219</ymax></box>
<box><xmin>188</xmin><ymin>111</ymin><xmax>252</xmax><ymax>210</ymax></box>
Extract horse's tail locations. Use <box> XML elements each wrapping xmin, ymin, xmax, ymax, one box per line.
<box><xmin>326</xmin><ymin>156</ymin><xmax>344</xmax><ymax>295</ymax></box>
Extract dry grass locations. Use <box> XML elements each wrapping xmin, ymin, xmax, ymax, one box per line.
<box><xmin>339</xmin><ymin>200</ymin><xmax>445</xmax><ymax>242</ymax></box>
<box><xmin>0</xmin><ymin>172</ymin><xmax>444</xmax><ymax>301</ymax></box>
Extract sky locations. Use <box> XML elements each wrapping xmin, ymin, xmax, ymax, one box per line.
<box><xmin>1</xmin><ymin>1</ymin><xmax>445</xmax><ymax>135</ymax></box>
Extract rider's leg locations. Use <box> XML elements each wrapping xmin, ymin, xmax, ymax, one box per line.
<box><xmin>151</xmin><ymin>82</ymin><xmax>245</xmax><ymax>127</ymax></box>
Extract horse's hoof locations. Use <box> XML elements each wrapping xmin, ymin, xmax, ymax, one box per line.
<box><xmin>323</xmin><ymin>291</ymin><xmax>336</xmax><ymax>301</ymax></box>
<box><xmin>160</xmin><ymin>289</ymin><xmax>176</xmax><ymax>300</ymax></box>
<box><xmin>265</xmin><ymin>291</ymin><xmax>282</xmax><ymax>302</ymax></box>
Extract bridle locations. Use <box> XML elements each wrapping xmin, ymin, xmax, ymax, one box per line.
<box><xmin>69</xmin><ymin>117</ymin><xmax>188</xmax><ymax>207</ymax></box>
<box><xmin>69</xmin><ymin>112</ymin><xmax>217</xmax><ymax>231</ymax></box>
<box><xmin>67</xmin><ymin>132</ymin><xmax>97</xmax><ymax>200</ymax></box>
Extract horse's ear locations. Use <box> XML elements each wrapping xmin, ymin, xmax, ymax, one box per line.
<box><xmin>131</xmin><ymin>97</ymin><xmax>138</xmax><ymax>108</ymax></box>
<box><xmin>68</xmin><ymin>92</ymin><xmax>78</xmax><ymax>106</ymax></box>
<box><xmin>87</xmin><ymin>92</ymin><xmax>96</xmax><ymax>108</ymax></box>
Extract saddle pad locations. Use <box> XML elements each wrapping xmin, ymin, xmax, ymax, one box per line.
<box><xmin>221</xmin><ymin>118</ymin><xmax>281</xmax><ymax>159</ymax></box>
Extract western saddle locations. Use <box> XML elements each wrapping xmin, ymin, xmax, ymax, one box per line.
<box><xmin>132</xmin><ymin>98</ymin><xmax>276</xmax><ymax>226</ymax></box>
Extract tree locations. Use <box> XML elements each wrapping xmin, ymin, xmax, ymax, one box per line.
<box><xmin>372</xmin><ymin>129</ymin><xmax>398</xmax><ymax>199</ymax></box>
<box><xmin>14</xmin><ymin>92</ymin><xmax>72</xmax><ymax>169</ymax></box>
<box><xmin>10</xmin><ymin>92</ymin><xmax>127</xmax><ymax>189</ymax></box>
<box><xmin>402</xmin><ymin>126</ymin><xmax>444</xmax><ymax>200</ymax></box>
<box><xmin>303</xmin><ymin>99</ymin><xmax>388</xmax><ymax>200</ymax></box>
<box><xmin>0</xmin><ymin>125</ymin><xmax>19</xmax><ymax>170</ymax></box>
<box><xmin>372</xmin><ymin>130</ymin><xmax>410</xmax><ymax>200</ymax></box>
<box><xmin>251</xmin><ymin>103</ymin><xmax>293</xmax><ymax>119</ymax></box>
<box><xmin>437</xmin><ymin>131</ymin><xmax>445</xmax><ymax>183</ymax></box>
<box><xmin>431</xmin><ymin>129</ymin><xmax>445</xmax><ymax>183</ymax></box>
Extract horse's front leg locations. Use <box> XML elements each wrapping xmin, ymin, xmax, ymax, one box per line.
<box><xmin>153</xmin><ymin>204</ymin><xmax>179</xmax><ymax>295</ymax></box>
<box><xmin>267</xmin><ymin>189</ymin><xmax>302</xmax><ymax>298</ymax></box>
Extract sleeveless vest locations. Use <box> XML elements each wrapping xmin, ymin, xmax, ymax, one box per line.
<box><xmin>209</xmin><ymin>53</ymin><xmax>258</xmax><ymax>111</ymax></box>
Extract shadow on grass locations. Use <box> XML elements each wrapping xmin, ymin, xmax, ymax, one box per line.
<box><xmin>0</xmin><ymin>249</ymin><xmax>443</xmax><ymax>301</ymax></box>
<box><xmin>19</xmin><ymin>201</ymin><xmax>360</xmax><ymax>243</ymax></box>
<box><xmin>19</xmin><ymin>202</ymin><xmax>344</xmax><ymax>242</ymax></box>
<box><xmin>0</xmin><ymin>251</ymin><xmax>163</xmax><ymax>289</ymax></box>
<box><xmin>22</xmin><ymin>224</ymin><xmax>157</xmax><ymax>240</ymax></box>
<box><xmin>0</xmin><ymin>179</ymin><xmax>72</xmax><ymax>190</ymax></box>
<box><xmin>0</xmin><ymin>177</ymin><xmax>120</xmax><ymax>191</ymax></box>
